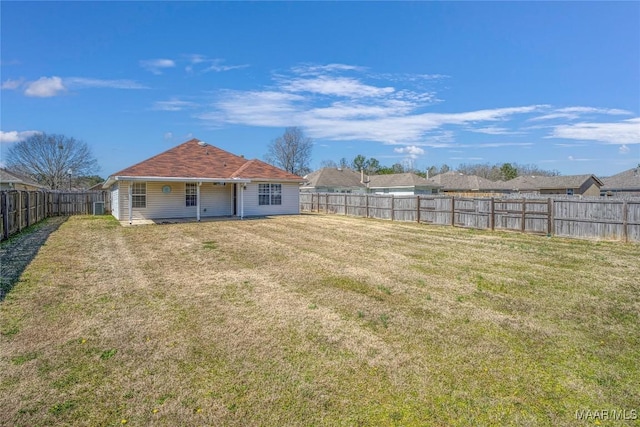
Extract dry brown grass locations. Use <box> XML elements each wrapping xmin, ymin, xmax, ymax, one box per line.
<box><xmin>1</xmin><ymin>213</ymin><xmax>638</xmax><ymax>426</ymax></box>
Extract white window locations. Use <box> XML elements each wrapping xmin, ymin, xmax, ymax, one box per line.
<box><xmin>186</xmin><ymin>183</ymin><xmax>197</xmax><ymax>207</ymax></box>
<box><xmin>259</xmin><ymin>183</ymin><xmax>282</xmax><ymax>205</ymax></box>
<box><xmin>132</xmin><ymin>182</ymin><xmax>146</xmax><ymax>208</ymax></box>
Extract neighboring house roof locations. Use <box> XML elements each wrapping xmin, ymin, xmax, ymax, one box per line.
<box><xmin>302</xmin><ymin>168</ymin><xmax>364</xmax><ymax>190</ymax></box>
<box><xmin>503</xmin><ymin>174</ymin><xmax>603</xmax><ymax>191</ymax></box>
<box><xmin>105</xmin><ymin>139</ymin><xmax>303</xmax><ymax>186</ymax></box>
<box><xmin>600</xmin><ymin>168</ymin><xmax>640</xmax><ymax>191</ymax></box>
<box><xmin>301</xmin><ymin>169</ymin><xmax>442</xmax><ymax>191</ymax></box>
<box><xmin>430</xmin><ymin>171</ymin><xmax>504</xmax><ymax>191</ymax></box>
<box><xmin>0</xmin><ymin>168</ymin><xmax>45</xmax><ymax>189</ymax></box>
<box><xmin>368</xmin><ymin>172</ymin><xmax>441</xmax><ymax>189</ymax></box>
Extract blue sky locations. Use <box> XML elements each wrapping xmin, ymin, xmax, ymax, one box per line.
<box><xmin>1</xmin><ymin>1</ymin><xmax>639</xmax><ymax>178</ymax></box>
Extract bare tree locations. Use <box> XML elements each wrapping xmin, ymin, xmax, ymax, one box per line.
<box><xmin>319</xmin><ymin>159</ymin><xmax>338</xmax><ymax>169</ymax></box>
<box><xmin>264</xmin><ymin>127</ymin><xmax>313</xmax><ymax>176</ymax></box>
<box><xmin>6</xmin><ymin>133</ymin><xmax>99</xmax><ymax>189</ymax></box>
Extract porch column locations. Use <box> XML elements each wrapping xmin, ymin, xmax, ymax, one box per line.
<box><xmin>197</xmin><ymin>182</ymin><xmax>201</xmax><ymax>221</ymax></box>
<box><xmin>240</xmin><ymin>184</ymin><xmax>244</xmax><ymax>219</ymax></box>
<box><xmin>128</xmin><ymin>183</ymin><xmax>133</xmax><ymax>224</ymax></box>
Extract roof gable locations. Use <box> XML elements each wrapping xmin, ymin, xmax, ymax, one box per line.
<box><xmin>110</xmin><ymin>139</ymin><xmax>302</xmax><ymax>181</ymax></box>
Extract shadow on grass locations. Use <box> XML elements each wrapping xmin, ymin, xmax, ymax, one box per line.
<box><xmin>0</xmin><ymin>216</ymin><xmax>68</xmax><ymax>302</ymax></box>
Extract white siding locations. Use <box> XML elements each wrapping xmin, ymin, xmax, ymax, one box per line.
<box><xmin>110</xmin><ymin>183</ymin><xmax>120</xmax><ymax>220</ymax></box>
<box><xmin>201</xmin><ymin>183</ymin><xmax>233</xmax><ymax>217</ymax></box>
<box><xmin>242</xmin><ymin>182</ymin><xmax>300</xmax><ymax>217</ymax></box>
<box><xmin>116</xmin><ymin>181</ymin><xmax>235</xmax><ymax>220</ymax></box>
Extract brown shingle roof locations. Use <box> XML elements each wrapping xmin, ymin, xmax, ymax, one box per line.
<box><xmin>0</xmin><ymin>168</ymin><xmax>45</xmax><ymax>188</ymax></box>
<box><xmin>110</xmin><ymin>139</ymin><xmax>302</xmax><ymax>181</ymax></box>
<box><xmin>503</xmin><ymin>174</ymin><xmax>603</xmax><ymax>190</ymax></box>
<box><xmin>601</xmin><ymin>168</ymin><xmax>640</xmax><ymax>191</ymax></box>
<box><xmin>368</xmin><ymin>172</ymin><xmax>441</xmax><ymax>188</ymax></box>
<box><xmin>430</xmin><ymin>171</ymin><xmax>504</xmax><ymax>191</ymax></box>
<box><xmin>301</xmin><ymin>168</ymin><xmax>364</xmax><ymax>189</ymax></box>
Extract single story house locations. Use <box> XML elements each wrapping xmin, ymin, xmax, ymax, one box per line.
<box><xmin>301</xmin><ymin>168</ymin><xmax>441</xmax><ymax>195</ymax></box>
<box><xmin>429</xmin><ymin>171</ymin><xmax>508</xmax><ymax>194</ymax></box>
<box><xmin>367</xmin><ymin>173</ymin><xmax>441</xmax><ymax>195</ymax></box>
<box><xmin>103</xmin><ymin>139</ymin><xmax>304</xmax><ymax>223</ymax></box>
<box><xmin>301</xmin><ymin>168</ymin><xmax>365</xmax><ymax>193</ymax></box>
<box><xmin>0</xmin><ymin>168</ymin><xmax>46</xmax><ymax>191</ymax></box>
<box><xmin>600</xmin><ymin>168</ymin><xmax>640</xmax><ymax>196</ymax></box>
<box><xmin>503</xmin><ymin>174</ymin><xmax>603</xmax><ymax>196</ymax></box>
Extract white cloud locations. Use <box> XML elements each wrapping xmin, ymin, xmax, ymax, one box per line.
<box><xmin>1</xmin><ymin>78</ymin><xmax>24</xmax><ymax>90</ymax></box>
<box><xmin>182</xmin><ymin>55</ymin><xmax>248</xmax><ymax>74</ymax></box>
<box><xmin>152</xmin><ymin>99</ymin><xmax>198</xmax><ymax>111</ymax></box>
<box><xmin>473</xmin><ymin>142</ymin><xmax>534</xmax><ymax>148</ymax></box>
<box><xmin>65</xmin><ymin>77</ymin><xmax>147</xmax><ymax>89</ymax></box>
<box><xmin>550</xmin><ymin>117</ymin><xmax>640</xmax><ymax>145</ymax></box>
<box><xmin>530</xmin><ymin>106</ymin><xmax>633</xmax><ymax>121</ymax></box>
<box><xmin>393</xmin><ymin>145</ymin><xmax>425</xmax><ymax>159</ymax></box>
<box><xmin>140</xmin><ymin>58</ymin><xmax>176</xmax><ymax>74</ymax></box>
<box><xmin>291</xmin><ymin>63</ymin><xmax>367</xmax><ymax>76</ymax></box>
<box><xmin>470</xmin><ymin>126</ymin><xmax>519</xmax><ymax>135</ymax></box>
<box><xmin>619</xmin><ymin>144</ymin><xmax>630</xmax><ymax>154</ymax></box>
<box><xmin>24</xmin><ymin>76</ymin><xmax>66</xmax><ymax>97</ymax></box>
<box><xmin>282</xmin><ymin>76</ymin><xmax>394</xmax><ymax>98</ymax></box>
<box><xmin>0</xmin><ymin>130</ymin><xmax>42</xmax><ymax>143</ymax></box>
<box><xmin>20</xmin><ymin>76</ymin><xmax>147</xmax><ymax>97</ymax></box>
<box><xmin>568</xmin><ymin>155</ymin><xmax>595</xmax><ymax>162</ymax></box>
<box><xmin>202</xmin><ymin>63</ymin><xmax>248</xmax><ymax>73</ymax></box>
<box><xmin>164</xmin><ymin>132</ymin><xmax>173</xmax><ymax>140</ymax></box>
<box><xmin>203</xmin><ymin>62</ymin><xmax>546</xmax><ymax>146</ymax></box>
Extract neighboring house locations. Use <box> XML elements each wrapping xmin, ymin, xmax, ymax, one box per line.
<box><xmin>429</xmin><ymin>171</ymin><xmax>507</xmax><ymax>194</ymax></box>
<box><xmin>0</xmin><ymin>168</ymin><xmax>45</xmax><ymax>191</ymax></box>
<box><xmin>503</xmin><ymin>174</ymin><xmax>603</xmax><ymax>196</ymax></box>
<box><xmin>301</xmin><ymin>168</ymin><xmax>441</xmax><ymax>195</ymax></box>
<box><xmin>103</xmin><ymin>139</ymin><xmax>304</xmax><ymax>222</ymax></box>
<box><xmin>367</xmin><ymin>173</ymin><xmax>441</xmax><ymax>195</ymax></box>
<box><xmin>301</xmin><ymin>168</ymin><xmax>365</xmax><ymax>193</ymax></box>
<box><xmin>600</xmin><ymin>167</ymin><xmax>640</xmax><ymax>196</ymax></box>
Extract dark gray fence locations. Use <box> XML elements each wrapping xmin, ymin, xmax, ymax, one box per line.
<box><xmin>0</xmin><ymin>190</ymin><xmax>110</xmax><ymax>241</ymax></box>
<box><xmin>300</xmin><ymin>193</ymin><xmax>640</xmax><ymax>242</ymax></box>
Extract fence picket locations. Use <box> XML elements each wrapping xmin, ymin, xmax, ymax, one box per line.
<box><xmin>300</xmin><ymin>193</ymin><xmax>639</xmax><ymax>242</ymax></box>
<box><xmin>0</xmin><ymin>190</ymin><xmax>110</xmax><ymax>241</ymax></box>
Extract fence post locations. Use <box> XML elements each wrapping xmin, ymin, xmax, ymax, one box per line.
<box><xmin>25</xmin><ymin>191</ymin><xmax>30</xmax><ymax>227</ymax></box>
<box><xmin>547</xmin><ymin>198</ymin><xmax>552</xmax><ymax>236</ymax></box>
<box><xmin>490</xmin><ymin>197</ymin><xmax>495</xmax><ymax>231</ymax></box>
<box><xmin>622</xmin><ymin>200</ymin><xmax>628</xmax><ymax>243</ymax></box>
<box><xmin>365</xmin><ymin>194</ymin><xmax>369</xmax><ymax>218</ymax></box>
<box><xmin>2</xmin><ymin>192</ymin><xmax>8</xmax><ymax>240</ymax></box>
<box><xmin>17</xmin><ymin>191</ymin><xmax>23</xmax><ymax>232</ymax></box>
<box><xmin>450</xmin><ymin>196</ymin><xmax>455</xmax><ymax>227</ymax></box>
<box><xmin>521</xmin><ymin>199</ymin><xmax>526</xmax><ymax>233</ymax></box>
<box><xmin>416</xmin><ymin>195</ymin><xmax>421</xmax><ymax>223</ymax></box>
<box><xmin>344</xmin><ymin>194</ymin><xmax>347</xmax><ymax>215</ymax></box>
<box><xmin>390</xmin><ymin>195</ymin><xmax>394</xmax><ymax>221</ymax></box>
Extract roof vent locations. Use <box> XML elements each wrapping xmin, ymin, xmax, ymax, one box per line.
<box><xmin>198</xmin><ymin>141</ymin><xmax>207</xmax><ymax>147</ymax></box>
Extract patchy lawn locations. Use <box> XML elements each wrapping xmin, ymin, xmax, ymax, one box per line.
<box><xmin>1</xmin><ymin>214</ymin><xmax>638</xmax><ymax>426</ymax></box>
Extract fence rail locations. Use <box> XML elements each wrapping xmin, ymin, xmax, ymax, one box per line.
<box><xmin>300</xmin><ymin>193</ymin><xmax>640</xmax><ymax>242</ymax></box>
<box><xmin>1</xmin><ymin>190</ymin><xmax>110</xmax><ymax>241</ymax></box>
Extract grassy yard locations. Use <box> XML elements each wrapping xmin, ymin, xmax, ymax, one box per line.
<box><xmin>1</xmin><ymin>214</ymin><xmax>638</xmax><ymax>426</ymax></box>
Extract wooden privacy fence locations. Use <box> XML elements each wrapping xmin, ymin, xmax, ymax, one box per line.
<box><xmin>300</xmin><ymin>193</ymin><xmax>640</xmax><ymax>242</ymax></box>
<box><xmin>0</xmin><ymin>190</ymin><xmax>110</xmax><ymax>241</ymax></box>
